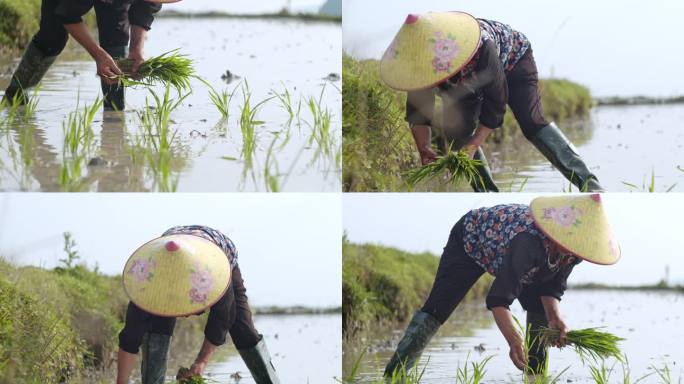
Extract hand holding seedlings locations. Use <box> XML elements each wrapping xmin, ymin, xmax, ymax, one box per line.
<box><xmin>94</xmin><ymin>49</ymin><xmax>123</xmax><ymax>85</ymax></box>
<box><xmin>547</xmin><ymin>317</ymin><xmax>569</xmax><ymax>347</ymax></box>
<box><xmin>539</xmin><ymin>327</ymin><xmax>624</xmax><ymax>361</ymax></box>
<box><xmin>115</xmin><ymin>49</ymin><xmax>195</xmax><ymax>92</ymax></box>
<box><xmin>509</xmin><ymin>339</ymin><xmax>528</xmax><ymax>371</ymax></box>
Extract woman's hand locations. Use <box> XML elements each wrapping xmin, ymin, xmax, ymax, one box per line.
<box><xmin>547</xmin><ymin>316</ymin><xmax>569</xmax><ymax>347</ymax></box>
<box><xmin>463</xmin><ymin>144</ymin><xmax>479</xmax><ymax>159</ymax></box>
<box><xmin>418</xmin><ymin>147</ymin><xmax>438</xmax><ymax>165</ymax></box>
<box><xmin>128</xmin><ymin>49</ymin><xmax>145</xmax><ymax>77</ymax></box>
<box><xmin>509</xmin><ymin>339</ymin><xmax>528</xmax><ymax>370</ymax></box>
<box><xmin>94</xmin><ymin>50</ymin><xmax>122</xmax><ymax>85</ymax></box>
<box><xmin>541</xmin><ymin>296</ymin><xmax>568</xmax><ymax>347</ymax></box>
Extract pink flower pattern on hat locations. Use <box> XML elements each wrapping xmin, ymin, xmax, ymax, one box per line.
<box><xmin>189</xmin><ymin>265</ymin><xmax>214</xmax><ymax>304</ymax></box>
<box><xmin>543</xmin><ymin>206</ymin><xmax>582</xmax><ymax>227</ymax></box>
<box><xmin>129</xmin><ymin>259</ymin><xmax>156</xmax><ymax>283</ymax></box>
<box><xmin>430</xmin><ymin>32</ymin><xmax>460</xmax><ymax>73</ymax></box>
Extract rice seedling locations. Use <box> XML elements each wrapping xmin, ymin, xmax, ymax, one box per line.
<box><xmin>59</xmin><ymin>96</ymin><xmax>103</xmax><ymax>191</ymax></box>
<box><xmin>306</xmin><ymin>85</ymin><xmax>334</xmax><ymax>155</ymax></box>
<box><xmin>239</xmin><ymin>81</ymin><xmax>273</xmax><ymax>165</ymax></box>
<box><xmin>1</xmin><ymin>84</ymin><xmax>42</xmax><ymax>123</ymax></box>
<box><xmin>271</xmin><ymin>84</ymin><xmax>299</xmax><ymax>125</ymax></box>
<box><xmin>539</xmin><ymin>327</ymin><xmax>624</xmax><ymax>362</ymax></box>
<box><xmin>622</xmin><ymin>169</ymin><xmax>677</xmax><ymax>192</ymax></box>
<box><xmin>133</xmin><ymin>86</ymin><xmax>189</xmax><ymax>192</ymax></box>
<box><xmin>455</xmin><ymin>353</ymin><xmax>493</xmax><ymax>384</ymax></box>
<box><xmin>201</xmin><ymin>78</ymin><xmax>240</xmax><ymax>120</ymax></box>
<box><xmin>115</xmin><ymin>49</ymin><xmax>194</xmax><ymax>92</ymax></box>
<box><xmin>404</xmin><ymin>148</ymin><xmax>485</xmax><ymax>189</ymax></box>
<box><xmin>651</xmin><ymin>363</ymin><xmax>674</xmax><ymax>384</ymax></box>
<box><xmin>176</xmin><ymin>367</ymin><xmax>209</xmax><ymax>383</ymax></box>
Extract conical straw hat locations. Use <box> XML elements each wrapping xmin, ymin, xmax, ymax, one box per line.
<box><xmin>123</xmin><ymin>234</ymin><xmax>232</xmax><ymax>317</ymax></box>
<box><xmin>530</xmin><ymin>194</ymin><xmax>621</xmax><ymax>265</ymax></box>
<box><xmin>380</xmin><ymin>12</ymin><xmax>481</xmax><ymax>91</ymax></box>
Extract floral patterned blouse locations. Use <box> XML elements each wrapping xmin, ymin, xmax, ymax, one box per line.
<box><xmin>163</xmin><ymin>225</ymin><xmax>238</xmax><ymax>268</ymax></box>
<box><xmin>461</xmin><ymin>204</ymin><xmax>581</xmax><ymax>310</ymax></box>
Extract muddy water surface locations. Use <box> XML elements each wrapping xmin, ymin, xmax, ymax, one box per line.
<box><xmin>0</xmin><ymin>17</ymin><xmax>341</xmax><ymax>192</ymax></box>
<box><xmin>485</xmin><ymin>105</ymin><xmax>684</xmax><ymax>192</ymax></box>
<box><xmin>344</xmin><ymin>290</ymin><xmax>684</xmax><ymax>383</ymax></box>
<box><xmin>131</xmin><ymin>313</ymin><xmax>341</xmax><ymax>383</ymax></box>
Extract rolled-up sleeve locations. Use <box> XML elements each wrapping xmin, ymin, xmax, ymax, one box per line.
<box><xmin>471</xmin><ymin>40</ymin><xmax>507</xmax><ymax>129</ymax></box>
<box><xmin>486</xmin><ymin>233</ymin><xmax>544</xmax><ymax>310</ymax></box>
<box><xmin>129</xmin><ymin>0</ymin><xmax>162</xmax><ymax>30</ymax></box>
<box><xmin>118</xmin><ymin>302</ymin><xmax>149</xmax><ymax>354</ymax></box>
<box><xmin>54</xmin><ymin>0</ymin><xmax>94</xmax><ymax>25</ymax></box>
<box><xmin>406</xmin><ymin>89</ymin><xmax>435</xmax><ymax>126</ymax></box>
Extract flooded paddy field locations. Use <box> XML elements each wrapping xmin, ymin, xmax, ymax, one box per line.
<box><xmin>130</xmin><ymin>313</ymin><xmax>341</xmax><ymax>383</ymax></box>
<box><xmin>0</xmin><ymin>17</ymin><xmax>341</xmax><ymax>192</ymax></box>
<box><xmin>344</xmin><ymin>290</ymin><xmax>684</xmax><ymax>383</ymax></box>
<box><xmin>487</xmin><ymin>104</ymin><xmax>684</xmax><ymax>192</ymax></box>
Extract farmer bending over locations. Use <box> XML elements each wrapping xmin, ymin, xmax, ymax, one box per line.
<box><xmin>384</xmin><ymin>194</ymin><xmax>620</xmax><ymax>377</ymax></box>
<box><xmin>380</xmin><ymin>12</ymin><xmax>602</xmax><ymax>192</ymax></box>
<box><xmin>2</xmin><ymin>0</ymin><xmax>182</xmax><ymax>111</ymax></box>
<box><xmin>117</xmin><ymin>225</ymin><xmax>280</xmax><ymax>384</ymax></box>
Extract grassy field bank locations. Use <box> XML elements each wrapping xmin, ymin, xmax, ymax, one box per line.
<box><xmin>0</xmin><ymin>0</ymin><xmax>98</xmax><ymax>53</ymax></box>
<box><xmin>0</xmin><ymin>0</ymin><xmax>40</xmax><ymax>52</ymax></box>
<box><xmin>342</xmin><ymin>55</ymin><xmax>593</xmax><ymax>192</ymax></box>
<box><xmin>342</xmin><ymin>238</ymin><xmax>493</xmax><ymax>338</ymax></box>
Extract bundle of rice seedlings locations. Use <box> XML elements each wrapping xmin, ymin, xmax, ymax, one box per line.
<box><xmin>539</xmin><ymin>327</ymin><xmax>624</xmax><ymax>361</ymax></box>
<box><xmin>404</xmin><ymin>149</ymin><xmax>484</xmax><ymax>188</ymax></box>
<box><xmin>115</xmin><ymin>49</ymin><xmax>194</xmax><ymax>92</ymax></box>
<box><xmin>176</xmin><ymin>367</ymin><xmax>209</xmax><ymax>383</ymax></box>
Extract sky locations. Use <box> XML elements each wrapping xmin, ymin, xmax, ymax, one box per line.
<box><xmin>343</xmin><ymin>193</ymin><xmax>684</xmax><ymax>286</ymax></box>
<box><xmin>343</xmin><ymin>0</ymin><xmax>684</xmax><ymax>97</ymax></box>
<box><xmin>0</xmin><ymin>193</ymin><xmax>341</xmax><ymax>308</ymax></box>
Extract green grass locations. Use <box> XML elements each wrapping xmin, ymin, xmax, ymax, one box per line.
<box><xmin>0</xmin><ymin>0</ymin><xmax>41</xmax><ymax>52</ymax></box>
<box><xmin>0</xmin><ymin>0</ymin><xmax>95</xmax><ymax>52</ymax></box>
<box><xmin>342</xmin><ymin>238</ymin><xmax>492</xmax><ymax>337</ymax></box>
<box><xmin>342</xmin><ymin>54</ymin><xmax>594</xmax><ymax>192</ymax></box>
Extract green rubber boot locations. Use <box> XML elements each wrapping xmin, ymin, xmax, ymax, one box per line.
<box><xmin>531</xmin><ymin>123</ymin><xmax>604</xmax><ymax>192</ymax></box>
<box><xmin>238</xmin><ymin>335</ymin><xmax>280</xmax><ymax>384</ymax></box>
<box><xmin>526</xmin><ymin>311</ymin><xmax>549</xmax><ymax>375</ymax></box>
<box><xmin>384</xmin><ymin>311</ymin><xmax>441</xmax><ymax>379</ymax></box>
<box><xmin>2</xmin><ymin>42</ymin><xmax>57</xmax><ymax>105</ymax></box>
<box><xmin>141</xmin><ymin>333</ymin><xmax>171</xmax><ymax>384</ymax></box>
<box><xmin>471</xmin><ymin>148</ymin><xmax>499</xmax><ymax>192</ymax></box>
<box><xmin>101</xmin><ymin>46</ymin><xmax>127</xmax><ymax>111</ymax></box>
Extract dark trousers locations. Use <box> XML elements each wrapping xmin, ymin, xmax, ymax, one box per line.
<box><xmin>421</xmin><ymin>218</ymin><xmax>545</xmax><ymax>324</ymax></box>
<box><xmin>140</xmin><ymin>266</ymin><xmax>260</xmax><ymax>349</ymax></box>
<box><xmin>32</xmin><ymin>0</ymin><xmax>133</xmax><ymax>56</ymax></box>
<box><xmin>441</xmin><ymin>48</ymin><xmax>550</xmax><ymax>145</ymax></box>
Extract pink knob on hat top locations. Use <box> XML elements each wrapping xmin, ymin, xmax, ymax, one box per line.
<box><xmin>405</xmin><ymin>14</ymin><xmax>420</xmax><ymax>24</ymax></box>
<box><xmin>165</xmin><ymin>240</ymin><xmax>180</xmax><ymax>252</ymax></box>
<box><xmin>591</xmin><ymin>194</ymin><xmax>602</xmax><ymax>203</ymax></box>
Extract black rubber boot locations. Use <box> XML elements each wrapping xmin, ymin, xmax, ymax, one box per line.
<box><xmin>470</xmin><ymin>148</ymin><xmax>499</xmax><ymax>192</ymax></box>
<box><xmin>531</xmin><ymin>123</ymin><xmax>604</xmax><ymax>192</ymax></box>
<box><xmin>2</xmin><ymin>42</ymin><xmax>57</xmax><ymax>105</ymax></box>
<box><xmin>101</xmin><ymin>46</ymin><xmax>127</xmax><ymax>111</ymax></box>
<box><xmin>141</xmin><ymin>333</ymin><xmax>171</xmax><ymax>384</ymax></box>
<box><xmin>383</xmin><ymin>311</ymin><xmax>441</xmax><ymax>379</ymax></box>
<box><xmin>526</xmin><ymin>311</ymin><xmax>549</xmax><ymax>375</ymax></box>
<box><xmin>237</xmin><ymin>335</ymin><xmax>280</xmax><ymax>384</ymax></box>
